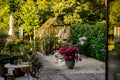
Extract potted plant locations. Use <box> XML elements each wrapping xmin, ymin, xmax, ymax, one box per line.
<box><xmin>58</xmin><ymin>45</ymin><xmax>81</xmax><ymax>69</ymax></box>
<box><xmin>4</xmin><ymin>37</ymin><xmax>32</xmax><ymax>64</ymax></box>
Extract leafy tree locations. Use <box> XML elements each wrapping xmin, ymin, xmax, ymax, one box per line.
<box><xmin>0</xmin><ymin>0</ymin><xmax>10</xmax><ymax>33</ymax></box>
<box><xmin>110</xmin><ymin>0</ymin><xmax>120</xmax><ymax>26</ymax></box>
<box><xmin>0</xmin><ymin>0</ymin><xmax>107</xmax><ymax>41</ymax></box>
<box><xmin>52</xmin><ymin>0</ymin><xmax>106</xmax><ymax>24</ymax></box>
<box><xmin>20</xmin><ymin>0</ymin><xmax>39</xmax><ymax>41</ymax></box>
<box><xmin>36</xmin><ymin>0</ymin><xmax>54</xmax><ymax>23</ymax></box>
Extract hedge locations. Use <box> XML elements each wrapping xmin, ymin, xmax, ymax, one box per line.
<box><xmin>71</xmin><ymin>22</ymin><xmax>106</xmax><ymax>61</ymax></box>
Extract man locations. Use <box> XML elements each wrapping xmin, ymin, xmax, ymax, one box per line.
<box><xmin>53</xmin><ymin>25</ymin><xmax>70</xmax><ymax>63</ymax></box>
<box><xmin>58</xmin><ymin>25</ymin><xmax>70</xmax><ymax>45</ymax></box>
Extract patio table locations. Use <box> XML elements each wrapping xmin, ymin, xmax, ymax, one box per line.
<box><xmin>4</xmin><ymin>62</ymin><xmax>31</xmax><ymax>80</ymax></box>
<box><xmin>0</xmin><ymin>77</ymin><xmax>4</xmax><ymax>80</ymax></box>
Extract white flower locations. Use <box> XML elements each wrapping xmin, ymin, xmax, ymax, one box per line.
<box><xmin>79</xmin><ymin>37</ymin><xmax>87</xmax><ymax>45</ymax></box>
<box><xmin>79</xmin><ymin>36</ymin><xmax>87</xmax><ymax>41</ymax></box>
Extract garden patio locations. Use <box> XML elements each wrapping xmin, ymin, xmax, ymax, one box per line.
<box><xmin>0</xmin><ymin>15</ymin><xmax>106</xmax><ymax>80</ymax></box>
<box><xmin>0</xmin><ymin>15</ymin><xmax>107</xmax><ymax>80</ymax></box>
<box><xmin>1</xmin><ymin>0</ymin><xmax>120</xmax><ymax>80</ymax></box>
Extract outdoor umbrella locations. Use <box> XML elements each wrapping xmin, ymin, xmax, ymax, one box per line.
<box><xmin>8</xmin><ymin>15</ymin><xmax>14</xmax><ymax>36</ymax></box>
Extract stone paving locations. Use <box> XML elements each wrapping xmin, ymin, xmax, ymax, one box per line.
<box><xmin>35</xmin><ymin>52</ymin><xmax>105</xmax><ymax>80</ymax></box>
<box><xmin>108</xmin><ymin>51</ymin><xmax>120</xmax><ymax>80</ymax></box>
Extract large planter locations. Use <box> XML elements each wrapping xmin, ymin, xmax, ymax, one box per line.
<box><xmin>65</xmin><ymin>59</ymin><xmax>75</xmax><ymax>69</ymax></box>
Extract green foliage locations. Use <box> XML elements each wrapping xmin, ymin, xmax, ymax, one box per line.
<box><xmin>52</xmin><ymin>0</ymin><xmax>106</xmax><ymax>24</ymax></box>
<box><xmin>71</xmin><ymin>22</ymin><xmax>106</xmax><ymax>61</ymax></box>
<box><xmin>37</xmin><ymin>0</ymin><xmax>54</xmax><ymax>22</ymax></box>
<box><xmin>43</xmin><ymin>35</ymin><xmax>54</xmax><ymax>50</ymax></box>
<box><xmin>0</xmin><ymin>30</ymin><xmax>8</xmax><ymax>38</ymax></box>
<box><xmin>113</xmin><ymin>39</ymin><xmax>120</xmax><ymax>53</ymax></box>
<box><xmin>3</xmin><ymin>37</ymin><xmax>33</xmax><ymax>54</ymax></box>
<box><xmin>0</xmin><ymin>30</ymin><xmax>8</xmax><ymax>50</ymax></box>
<box><xmin>35</xmin><ymin>39</ymin><xmax>42</xmax><ymax>51</ymax></box>
<box><xmin>110</xmin><ymin>0</ymin><xmax>120</xmax><ymax>26</ymax></box>
<box><xmin>0</xmin><ymin>0</ymin><xmax>106</xmax><ymax>42</ymax></box>
<box><xmin>0</xmin><ymin>1</ymin><xmax>9</xmax><ymax>33</ymax></box>
<box><xmin>20</xmin><ymin>0</ymin><xmax>39</xmax><ymax>39</ymax></box>
<box><xmin>0</xmin><ymin>54</ymin><xmax>10</xmax><ymax>64</ymax></box>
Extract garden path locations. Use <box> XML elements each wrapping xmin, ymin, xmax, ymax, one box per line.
<box><xmin>35</xmin><ymin>52</ymin><xmax>105</xmax><ymax>80</ymax></box>
<box><xmin>108</xmin><ymin>51</ymin><xmax>120</xmax><ymax>80</ymax></box>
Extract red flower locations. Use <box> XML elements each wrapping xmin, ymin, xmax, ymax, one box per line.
<box><xmin>65</xmin><ymin>46</ymin><xmax>78</xmax><ymax>53</ymax></box>
<box><xmin>58</xmin><ymin>47</ymin><xmax>66</xmax><ymax>54</ymax></box>
<box><xmin>58</xmin><ymin>45</ymin><xmax>82</xmax><ymax>61</ymax></box>
<box><xmin>64</xmin><ymin>56</ymin><xmax>69</xmax><ymax>59</ymax></box>
<box><xmin>58</xmin><ymin>46</ymin><xmax>78</xmax><ymax>54</ymax></box>
<box><xmin>75</xmin><ymin>56</ymin><xmax>82</xmax><ymax>61</ymax></box>
<box><xmin>69</xmin><ymin>56</ymin><xmax>73</xmax><ymax>59</ymax></box>
<box><xmin>64</xmin><ymin>56</ymin><xmax>74</xmax><ymax>59</ymax></box>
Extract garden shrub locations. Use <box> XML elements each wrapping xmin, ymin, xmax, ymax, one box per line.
<box><xmin>71</xmin><ymin>22</ymin><xmax>106</xmax><ymax>61</ymax></box>
<box><xmin>35</xmin><ymin>40</ymin><xmax>42</xmax><ymax>51</ymax></box>
<box><xmin>0</xmin><ymin>30</ymin><xmax>8</xmax><ymax>39</ymax></box>
<box><xmin>0</xmin><ymin>30</ymin><xmax>8</xmax><ymax>51</ymax></box>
